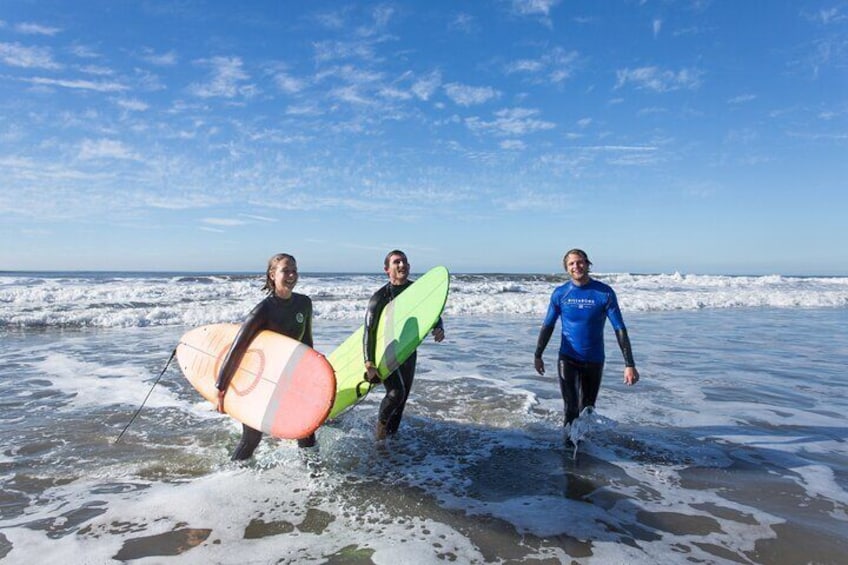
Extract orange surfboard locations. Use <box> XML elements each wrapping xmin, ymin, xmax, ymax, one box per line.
<box><xmin>176</xmin><ymin>324</ymin><xmax>336</xmax><ymax>439</ymax></box>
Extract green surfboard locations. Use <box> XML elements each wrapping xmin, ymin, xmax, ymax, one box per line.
<box><xmin>326</xmin><ymin>265</ymin><xmax>449</xmax><ymax>420</ymax></box>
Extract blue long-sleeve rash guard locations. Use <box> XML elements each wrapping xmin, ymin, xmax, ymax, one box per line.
<box><xmin>537</xmin><ymin>279</ymin><xmax>626</xmax><ymax>364</ymax></box>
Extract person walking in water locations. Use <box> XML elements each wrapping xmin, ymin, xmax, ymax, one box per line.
<box><xmin>534</xmin><ymin>249</ymin><xmax>639</xmax><ymax>444</ymax></box>
<box><xmin>363</xmin><ymin>250</ymin><xmax>445</xmax><ymax>440</ymax></box>
<box><xmin>216</xmin><ymin>253</ymin><xmax>316</xmax><ymax>460</ymax></box>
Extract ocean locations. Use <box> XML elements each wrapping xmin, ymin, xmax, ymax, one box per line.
<box><xmin>1</xmin><ymin>271</ymin><xmax>846</xmax><ymax>564</ymax></box>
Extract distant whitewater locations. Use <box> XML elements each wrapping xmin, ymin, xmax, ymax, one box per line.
<box><xmin>2</xmin><ymin>271</ymin><xmax>846</xmax><ymax>328</ymax></box>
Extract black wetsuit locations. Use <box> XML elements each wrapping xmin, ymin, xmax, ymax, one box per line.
<box><xmin>216</xmin><ymin>292</ymin><xmax>313</xmax><ymax>460</ymax></box>
<box><xmin>363</xmin><ymin>280</ymin><xmax>443</xmax><ymax>436</ymax></box>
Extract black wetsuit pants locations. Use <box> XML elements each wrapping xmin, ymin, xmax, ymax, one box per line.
<box><xmin>379</xmin><ymin>351</ymin><xmax>417</xmax><ymax>435</ymax></box>
<box><xmin>557</xmin><ymin>354</ymin><xmax>604</xmax><ymax>426</ymax></box>
<box><xmin>230</xmin><ymin>426</ymin><xmax>316</xmax><ymax>461</ymax></box>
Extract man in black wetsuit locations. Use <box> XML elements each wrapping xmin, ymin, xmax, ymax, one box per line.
<box><xmin>363</xmin><ymin>250</ymin><xmax>445</xmax><ymax>440</ymax></box>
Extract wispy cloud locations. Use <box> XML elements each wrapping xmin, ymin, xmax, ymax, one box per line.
<box><xmin>240</xmin><ymin>213</ymin><xmax>277</xmax><ymax>223</ymax></box>
<box><xmin>202</xmin><ymin>218</ymin><xmax>246</xmax><ymax>227</ymax></box>
<box><xmin>189</xmin><ymin>56</ymin><xmax>255</xmax><ymax>99</ymax></box>
<box><xmin>728</xmin><ymin>94</ymin><xmax>757</xmax><ymax>104</ymax></box>
<box><xmin>466</xmin><ymin>107</ymin><xmax>556</xmax><ymax>136</ymax></box>
<box><xmin>411</xmin><ymin>70</ymin><xmax>441</xmax><ymax>100</ymax></box>
<box><xmin>78</xmin><ymin>139</ymin><xmax>139</xmax><ymax>161</ymax></box>
<box><xmin>653</xmin><ymin>18</ymin><xmax>662</xmax><ymax>38</ymax></box>
<box><xmin>0</xmin><ymin>42</ymin><xmax>60</xmax><ymax>69</ymax></box>
<box><xmin>79</xmin><ymin>64</ymin><xmax>114</xmax><ymax>76</ymax></box>
<box><xmin>505</xmin><ymin>47</ymin><xmax>579</xmax><ymax>84</ymax></box>
<box><xmin>444</xmin><ymin>83</ymin><xmax>499</xmax><ymax>106</ymax></box>
<box><xmin>273</xmin><ymin>70</ymin><xmax>307</xmax><ymax>94</ymax></box>
<box><xmin>15</xmin><ymin>22</ymin><xmax>61</xmax><ymax>36</ymax></box>
<box><xmin>449</xmin><ymin>12</ymin><xmax>478</xmax><ymax>34</ymax></box>
<box><xmin>23</xmin><ymin>76</ymin><xmax>128</xmax><ymax>92</ymax></box>
<box><xmin>510</xmin><ymin>0</ymin><xmax>561</xmax><ymax>18</ymax></box>
<box><xmin>804</xmin><ymin>7</ymin><xmax>847</xmax><ymax>25</ymax></box>
<box><xmin>140</xmin><ymin>48</ymin><xmax>178</xmax><ymax>66</ymax></box>
<box><xmin>500</xmin><ymin>139</ymin><xmax>526</xmax><ymax>150</ymax></box>
<box><xmin>615</xmin><ymin>66</ymin><xmax>702</xmax><ymax>92</ymax></box>
<box><xmin>115</xmin><ymin>98</ymin><xmax>149</xmax><ymax>111</ymax></box>
<box><xmin>314</xmin><ymin>39</ymin><xmax>378</xmax><ymax>63</ymax></box>
<box><xmin>69</xmin><ymin>44</ymin><xmax>100</xmax><ymax>59</ymax></box>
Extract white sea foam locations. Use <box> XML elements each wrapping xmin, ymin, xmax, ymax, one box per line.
<box><xmin>1</xmin><ymin>271</ymin><xmax>847</xmax><ymax>328</ymax></box>
<box><xmin>1</xmin><ymin>308</ymin><xmax>847</xmax><ymax>563</ymax></box>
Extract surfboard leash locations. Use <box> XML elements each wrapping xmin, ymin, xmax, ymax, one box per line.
<box><xmin>355</xmin><ymin>378</ymin><xmax>377</xmax><ymax>399</ymax></box>
<box><xmin>115</xmin><ymin>348</ymin><xmax>176</xmax><ymax>443</ymax></box>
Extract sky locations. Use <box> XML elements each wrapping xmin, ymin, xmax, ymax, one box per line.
<box><xmin>1</xmin><ymin>1</ymin><xmax>846</xmax><ymax>275</ymax></box>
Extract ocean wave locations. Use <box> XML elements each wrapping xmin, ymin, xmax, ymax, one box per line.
<box><xmin>1</xmin><ymin>272</ymin><xmax>846</xmax><ymax>328</ymax></box>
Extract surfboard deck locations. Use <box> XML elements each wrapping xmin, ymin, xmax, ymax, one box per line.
<box><xmin>176</xmin><ymin>323</ymin><xmax>336</xmax><ymax>440</ymax></box>
<box><xmin>326</xmin><ymin>265</ymin><xmax>449</xmax><ymax>420</ymax></box>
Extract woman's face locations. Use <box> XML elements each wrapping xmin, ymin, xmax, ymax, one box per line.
<box><xmin>271</xmin><ymin>257</ymin><xmax>298</xmax><ymax>298</ymax></box>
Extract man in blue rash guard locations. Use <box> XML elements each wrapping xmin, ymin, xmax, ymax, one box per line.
<box><xmin>534</xmin><ymin>249</ymin><xmax>639</xmax><ymax>438</ymax></box>
<box><xmin>363</xmin><ymin>250</ymin><xmax>445</xmax><ymax>440</ymax></box>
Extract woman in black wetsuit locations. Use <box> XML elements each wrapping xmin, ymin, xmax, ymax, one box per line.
<box><xmin>215</xmin><ymin>253</ymin><xmax>315</xmax><ymax>460</ymax></box>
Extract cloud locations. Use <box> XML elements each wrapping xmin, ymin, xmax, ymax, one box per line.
<box><xmin>370</xmin><ymin>5</ymin><xmax>396</xmax><ymax>30</ymax></box>
<box><xmin>313</xmin><ymin>39</ymin><xmax>377</xmax><ymax>63</ymax></box>
<box><xmin>510</xmin><ymin>0</ymin><xmax>561</xmax><ymax>17</ymax></box>
<box><xmin>500</xmin><ymin>139</ymin><xmax>526</xmax><ymax>150</ymax></box>
<box><xmin>23</xmin><ymin>76</ymin><xmax>128</xmax><ymax>92</ymax></box>
<box><xmin>505</xmin><ymin>59</ymin><xmax>544</xmax><ymax>74</ymax></box>
<box><xmin>78</xmin><ymin>139</ymin><xmax>139</xmax><ymax>161</ymax></box>
<box><xmin>505</xmin><ymin>47</ymin><xmax>579</xmax><ymax>84</ymax></box>
<box><xmin>449</xmin><ymin>13</ymin><xmax>478</xmax><ymax>33</ymax></box>
<box><xmin>240</xmin><ymin>214</ymin><xmax>277</xmax><ymax>223</ymax></box>
<box><xmin>411</xmin><ymin>70</ymin><xmax>442</xmax><ymax>100</ymax></box>
<box><xmin>79</xmin><ymin>64</ymin><xmax>114</xmax><ymax>76</ymax></box>
<box><xmin>465</xmin><ymin>107</ymin><xmax>555</xmax><ymax>136</ymax></box>
<box><xmin>202</xmin><ymin>218</ymin><xmax>246</xmax><ymax>227</ymax></box>
<box><xmin>444</xmin><ymin>82</ymin><xmax>499</xmax><ymax>106</ymax></box>
<box><xmin>615</xmin><ymin>66</ymin><xmax>702</xmax><ymax>92</ymax></box>
<box><xmin>116</xmin><ymin>98</ymin><xmax>150</xmax><ymax>111</ymax></box>
<box><xmin>189</xmin><ymin>56</ymin><xmax>255</xmax><ymax>99</ymax></box>
<box><xmin>15</xmin><ymin>22</ymin><xmax>61</xmax><ymax>36</ymax></box>
<box><xmin>140</xmin><ymin>49</ymin><xmax>178</xmax><ymax>66</ymax></box>
<box><xmin>0</xmin><ymin>42</ymin><xmax>60</xmax><ymax>69</ymax></box>
<box><xmin>69</xmin><ymin>44</ymin><xmax>100</xmax><ymax>59</ymax></box>
<box><xmin>653</xmin><ymin>19</ymin><xmax>662</xmax><ymax>38</ymax></box>
<box><xmin>804</xmin><ymin>7</ymin><xmax>847</xmax><ymax>25</ymax></box>
<box><xmin>728</xmin><ymin>94</ymin><xmax>756</xmax><ymax>104</ymax></box>
<box><xmin>274</xmin><ymin>71</ymin><xmax>307</xmax><ymax>94</ymax></box>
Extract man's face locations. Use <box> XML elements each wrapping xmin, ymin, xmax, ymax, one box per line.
<box><xmin>565</xmin><ymin>254</ymin><xmax>589</xmax><ymax>284</ymax></box>
<box><xmin>385</xmin><ymin>253</ymin><xmax>409</xmax><ymax>285</ymax></box>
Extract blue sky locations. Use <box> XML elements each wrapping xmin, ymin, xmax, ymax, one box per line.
<box><xmin>1</xmin><ymin>1</ymin><xmax>846</xmax><ymax>275</ymax></box>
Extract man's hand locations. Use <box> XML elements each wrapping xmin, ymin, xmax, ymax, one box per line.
<box><xmin>624</xmin><ymin>366</ymin><xmax>640</xmax><ymax>386</ymax></box>
<box><xmin>364</xmin><ymin>362</ymin><xmax>381</xmax><ymax>384</ymax></box>
<box><xmin>432</xmin><ymin>327</ymin><xmax>445</xmax><ymax>342</ymax></box>
<box><xmin>534</xmin><ymin>357</ymin><xmax>545</xmax><ymax>376</ymax></box>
